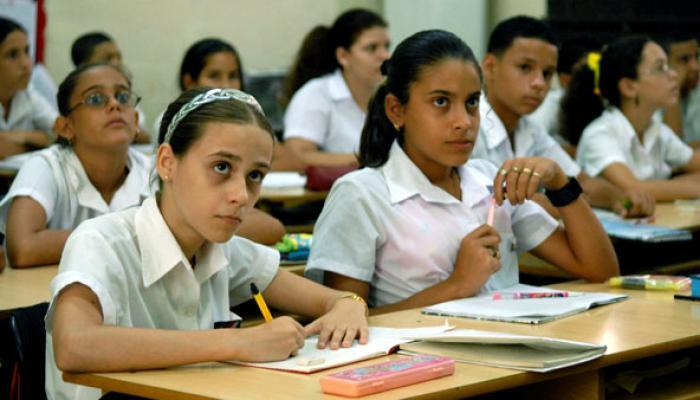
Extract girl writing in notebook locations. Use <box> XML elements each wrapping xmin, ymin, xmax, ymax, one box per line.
<box><xmin>305</xmin><ymin>30</ymin><xmax>618</xmax><ymax>314</ymax></box>
<box><xmin>0</xmin><ymin>63</ymin><xmax>152</xmax><ymax>268</ymax></box>
<box><xmin>281</xmin><ymin>8</ymin><xmax>390</xmax><ymax>166</ymax></box>
<box><xmin>567</xmin><ymin>36</ymin><xmax>700</xmax><ymax>200</ymax></box>
<box><xmin>0</xmin><ymin>16</ymin><xmax>56</xmax><ymax>159</ymax></box>
<box><xmin>46</xmin><ymin>88</ymin><xmax>369</xmax><ymax>400</ymax></box>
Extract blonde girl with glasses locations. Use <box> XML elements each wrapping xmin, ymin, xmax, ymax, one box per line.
<box><xmin>0</xmin><ymin>63</ymin><xmax>152</xmax><ymax>268</ymax></box>
<box><xmin>565</xmin><ymin>36</ymin><xmax>700</xmax><ymax>200</ymax></box>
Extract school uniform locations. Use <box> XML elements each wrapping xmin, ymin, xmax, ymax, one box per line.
<box><xmin>0</xmin><ymin>87</ymin><xmax>57</xmax><ymax>137</ymax></box>
<box><xmin>528</xmin><ymin>87</ymin><xmax>571</xmax><ymax>146</ymax></box>
<box><xmin>472</xmin><ymin>96</ymin><xmax>581</xmax><ymax>176</ymax></box>
<box><xmin>577</xmin><ymin>107</ymin><xmax>694</xmax><ymax>180</ymax></box>
<box><xmin>44</xmin><ymin>196</ymin><xmax>280</xmax><ymax>400</ymax></box>
<box><xmin>305</xmin><ymin>142</ymin><xmax>557</xmax><ymax>307</ymax></box>
<box><xmin>283</xmin><ymin>69</ymin><xmax>364</xmax><ymax>153</ymax></box>
<box><xmin>0</xmin><ymin>145</ymin><xmax>152</xmax><ymax>253</ymax></box>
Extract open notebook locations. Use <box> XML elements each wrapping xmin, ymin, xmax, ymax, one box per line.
<box><xmin>422</xmin><ymin>284</ymin><xmax>628</xmax><ymax>324</ymax></box>
<box><xmin>399</xmin><ymin>328</ymin><xmax>606</xmax><ymax>373</ymax></box>
<box><xmin>230</xmin><ymin>325</ymin><xmax>452</xmax><ymax>373</ymax></box>
<box><xmin>593</xmin><ymin>209</ymin><xmax>692</xmax><ymax>242</ymax></box>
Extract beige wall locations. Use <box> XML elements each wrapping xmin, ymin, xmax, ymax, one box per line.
<box><xmin>490</xmin><ymin>0</ymin><xmax>547</xmax><ymax>32</ymax></box>
<box><xmin>44</xmin><ymin>0</ymin><xmax>381</xmax><ymax>128</ymax></box>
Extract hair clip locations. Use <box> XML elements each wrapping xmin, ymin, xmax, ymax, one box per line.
<box><xmin>164</xmin><ymin>88</ymin><xmax>265</xmax><ymax>144</ymax></box>
<box><xmin>587</xmin><ymin>52</ymin><xmax>602</xmax><ymax>96</ymax></box>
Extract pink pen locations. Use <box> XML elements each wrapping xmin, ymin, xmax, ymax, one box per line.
<box><xmin>492</xmin><ymin>291</ymin><xmax>577</xmax><ymax>300</ymax></box>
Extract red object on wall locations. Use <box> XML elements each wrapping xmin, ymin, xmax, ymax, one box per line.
<box><xmin>34</xmin><ymin>0</ymin><xmax>46</xmax><ymax>63</ymax></box>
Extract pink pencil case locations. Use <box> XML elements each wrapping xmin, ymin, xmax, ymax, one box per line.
<box><xmin>320</xmin><ymin>354</ymin><xmax>454</xmax><ymax>397</ymax></box>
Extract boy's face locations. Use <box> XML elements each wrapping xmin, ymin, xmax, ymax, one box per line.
<box><xmin>668</xmin><ymin>39</ymin><xmax>699</xmax><ymax>96</ymax></box>
<box><xmin>484</xmin><ymin>37</ymin><xmax>557</xmax><ymax>120</ymax></box>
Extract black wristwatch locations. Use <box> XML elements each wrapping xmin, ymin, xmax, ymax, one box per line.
<box><xmin>545</xmin><ymin>177</ymin><xmax>583</xmax><ymax>207</ymax></box>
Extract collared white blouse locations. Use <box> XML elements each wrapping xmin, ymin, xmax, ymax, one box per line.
<box><xmin>44</xmin><ymin>196</ymin><xmax>280</xmax><ymax>400</ymax></box>
<box><xmin>306</xmin><ymin>142</ymin><xmax>557</xmax><ymax>307</ymax></box>
<box><xmin>472</xmin><ymin>95</ymin><xmax>581</xmax><ymax>177</ymax></box>
<box><xmin>0</xmin><ymin>87</ymin><xmax>58</xmax><ymax>137</ymax></box>
<box><xmin>283</xmin><ymin>69</ymin><xmax>365</xmax><ymax>153</ymax></box>
<box><xmin>577</xmin><ymin>107</ymin><xmax>693</xmax><ymax>180</ymax></box>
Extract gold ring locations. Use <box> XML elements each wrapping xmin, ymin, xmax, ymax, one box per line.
<box><xmin>499</xmin><ymin>168</ymin><xmax>508</xmax><ymax>176</ymax></box>
<box><xmin>532</xmin><ymin>171</ymin><xmax>542</xmax><ymax>178</ymax></box>
<box><xmin>511</xmin><ymin>166</ymin><xmax>520</xmax><ymax>173</ymax></box>
<box><xmin>522</xmin><ymin>167</ymin><xmax>532</xmax><ymax>175</ymax></box>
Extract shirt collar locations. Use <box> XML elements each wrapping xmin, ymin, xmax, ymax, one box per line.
<box><xmin>609</xmin><ymin>107</ymin><xmax>661</xmax><ymax>151</ymax></box>
<box><xmin>328</xmin><ymin>69</ymin><xmax>353</xmax><ymax>101</ymax></box>
<box><xmin>381</xmin><ymin>142</ymin><xmax>489</xmax><ymax>207</ymax></box>
<box><xmin>136</xmin><ymin>196</ymin><xmax>228</xmax><ymax>288</ymax></box>
<box><xmin>480</xmin><ymin>94</ymin><xmax>510</xmax><ymax>150</ymax></box>
<box><xmin>69</xmin><ymin>148</ymin><xmax>151</xmax><ymax>212</ymax></box>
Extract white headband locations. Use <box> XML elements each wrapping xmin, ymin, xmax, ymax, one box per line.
<box><xmin>163</xmin><ymin>88</ymin><xmax>265</xmax><ymax>144</ymax></box>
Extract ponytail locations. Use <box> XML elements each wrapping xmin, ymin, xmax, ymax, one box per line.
<box><xmin>358</xmin><ymin>84</ymin><xmax>397</xmax><ymax>167</ymax></box>
<box><xmin>559</xmin><ymin>62</ymin><xmax>604</xmax><ymax>145</ymax></box>
<box><xmin>280</xmin><ymin>26</ymin><xmax>335</xmax><ymax>106</ymax></box>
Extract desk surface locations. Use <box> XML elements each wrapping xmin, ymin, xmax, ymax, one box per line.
<box><xmin>63</xmin><ymin>283</ymin><xmax>700</xmax><ymax>400</ymax></box>
<box><xmin>653</xmin><ymin>202</ymin><xmax>700</xmax><ymax>230</ymax></box>
<box><xmin>259</xmin><ymin>186</ymin><xmax>328</xmax><ymax>203</ymax></box>
<box><xmin>0</xmin><ymin>265</ymin><xmax>57</xmax><ymax>312</ymax></box>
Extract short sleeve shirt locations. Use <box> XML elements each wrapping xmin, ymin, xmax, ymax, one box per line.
<box><xmin>305</xmin><ymin>142</ymin><xmax>558</xmax><ymax>307</ymax></box>
<box><xmin>577</xmin><ymin>107</ymin><xmax>693</xmax><ymax>180</ymax></box>
<box><xmin>283</xmin><ymin>69</ymin><xmax>365</xmax><ymax>153</ymax></box>
<box><xmin>44</xmin><ymin>196</ymin><xmax>280</xmax><ymax>400</ymax></box>
<box><xmin>0</xmin><ymin>145</ymin><xmax>153</xmax><ymax>238</ymax></box>
<box><xmin>472</xmin><ymin>95</ymin><xmax>581</xmax><ymax>176</ymax></box>
<box><xmin>0</xmin><ymin>87</ymin><xmax>58</xmax><ymax>137</ymax></box>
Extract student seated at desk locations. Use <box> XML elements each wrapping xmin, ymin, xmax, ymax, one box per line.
<box><xmin>0</xmin><ymin>63</ymin><xmax>152</xmax><ymax>269</ymax></box>
<box><xmin>156</xmin><ymin>37</ymin><xmax>302</xmax><ymax>173</ymax></box>
<box><xmin>305</xmin><ymin>30</ymin><xmax>618</xmax><ymax>315</ymax></box>
<box><xmin>46</xmin><ymin>88</ymin><xmax>369</xmax><ymax>400</ymax></box>
<box><xmin>571</xmin><ymin>36</ymin><xmax>700</xmax><ymax>201</ymax></box>
<box><xmin>281</xmin><ymin>8</ymin><xmax>390</xmax><ymax>167</ymax></box>
<box><xmin>472</xmin><ymin>16</ymin><xmax>654</xmax><ymax>218</ymax></box>
<box><xmin>71</xmin><ymin>31</ymin><xmax>151</xmax><ymax>144</ymax></box>
<box><xmin>0</xmin><ymin>17</ymin><xmax>57</xmax><ymax>160</ymax></box>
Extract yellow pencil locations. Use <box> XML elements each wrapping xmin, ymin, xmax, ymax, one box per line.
<box><xmin>250</xmin><ymin>282</ymin><xmax>273</xmax><ymax>322</ymax></box>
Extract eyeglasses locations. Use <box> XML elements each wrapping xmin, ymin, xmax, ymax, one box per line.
<box><xmin>644</xmin><ymin>63</ymin><xmax>671</xmax><ymax>76</ymax></box>
<box><xmin>67</xmin><ymin>90</ymin><xmax>141</xmax><ymax>114</ymax></box>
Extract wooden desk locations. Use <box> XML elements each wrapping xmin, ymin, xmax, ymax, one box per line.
<box><xmin>63</xmin><ymin>283</ymin><xmax>700</xmax><ymax>400</ymax></box>
<box><xmin>0</xmin><ymin>265</ymin><xmax>57</xmax><ymax>314</ymax></box>
<box><xmin>654</xmin><ymin>202</ymin><xmax>700</xmax><ymax>230</ymax></box>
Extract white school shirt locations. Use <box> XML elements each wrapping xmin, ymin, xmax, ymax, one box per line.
<box><xmin>283</xmin><ymin>69</ymin><xmax>365</xmax><ymax>153</ymax></box>
<box><xmin>305</xmin><ymin>142</ymin><xmax>558</xmax><ymax>307</ymax></box>
<box><xmin>528</xmin><ymin>88</ymin><xmax>571</xmax><ymax>146</ymax></box>
<box><xmin>472</xmin><ymin>95</ymin><xmax>581</xmax><ymax>176</ymax></box>
<box><xmin>576</xmin><ymin>107</ymin><xmax>694</xmax><ymax>180</ymax></box>
<box><xmin>44</xmin><ymin>196</ymin><xmax>280</xmax><ymax>400</ymax></box>
<box><xmin>0</xmin><ymin>87</ymin><xmax>57</xmax><ymax>137</ymax></box>
<box><xmin>0</xmin><ymin>145</ymin><xmax>152</xmax><ymax>242</ymax></box>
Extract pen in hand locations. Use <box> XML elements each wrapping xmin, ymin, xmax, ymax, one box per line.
<box><xmin>250</xmin><ymin>282</ymin><xmax>273</xmax><ymax>322</ymax></box>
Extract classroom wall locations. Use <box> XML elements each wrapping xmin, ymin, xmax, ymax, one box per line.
<box><xmin>43</xmin><ymin>0</ymin><xmax>380</xmax><ymax>129</ymax></box>
<box><xmin>489</xmin><ymin>0</ymin><xmax>547</xmax><ymax>30</ymax></box>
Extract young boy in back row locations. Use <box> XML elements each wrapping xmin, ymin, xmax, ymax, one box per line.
<box><xmin>472</xmin><ymin>15</ymin><xmax>654</xmax><ymax>218</ymax></box>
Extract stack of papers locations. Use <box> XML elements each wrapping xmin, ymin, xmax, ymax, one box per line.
<box><xmin>262</xmin><ymin>172</ymin><xmax>307</xmax><ymax>189</ymax></box>
<box><xmin>422</xmin><ymin>284</ymin><xmax>628</xmax><ymax>324</ymax></box>
<box><xmin>593</xmin><ymin>209</ymin><xmax>692</xmax><ymax>242</ymax></box>
<box><xmin>400</xmin><ymin>328</ymin><xmax>606</xmax><ymax>373</ymax></box>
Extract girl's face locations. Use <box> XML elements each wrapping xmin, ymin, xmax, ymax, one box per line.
<box><xmin>635</xmin><ymin>42</ymin><xmax>679</xmax><ymax>109</ymax></box>
<box><xmin>0</xmin><ymin>30</ymin><xmax>31</xmax><ymax>96</ymax></box>
<box><xmin>160</xmin><ymin>121</ymin><xmax>273</xmax><ymax>247</ymax></box>
<box><xmin>185</xmin><ymin>51</ymin><xmax>241</xmax><ymax>90</ymax></box>
<box><xmin>390</xmin><ymin>59</ymin><xmax>482</xmax><ymax>175</ymax></box>
<box><xmin>86</xmin><ymin>41</ymin><xmax>123</xmax><ymax>67</ymax></box>
<box><xmin>58</xmin><ymin>66</ymin><xmax>138</xmax><ymax>150</ymax></box>
<box><xmin>337</xmin><ymin>26</ymin><xmax>390</xmax><ymax>88</ymax></box>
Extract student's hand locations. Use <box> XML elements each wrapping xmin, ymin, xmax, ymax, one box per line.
<box><xmin>232</xmin><ymin>316</ymin><xmax>306</xmax><ymax>362</ymax></box>
<box><xmin>0</xmin><ymin>135</ymin><xmax>27</xmax><ymax>159</ymax></box>
<box><xmin>448</xmin><ymin>225</ymin><xmax>501</xmax><ymax>297</ymax></box>
<box><xmin>613</xmin><ymin>189</ymin><xmax>655</xmax><ymax>218</ymax></box>
<box><xmin>494</xmin><ymin>157</ymin><xmax>568</xmax><ymax>205</ymax></box>
<box><xmin>304</xmin><ymin>296</ymin><xmax>369</xmax><ymax>350</ymax></box>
